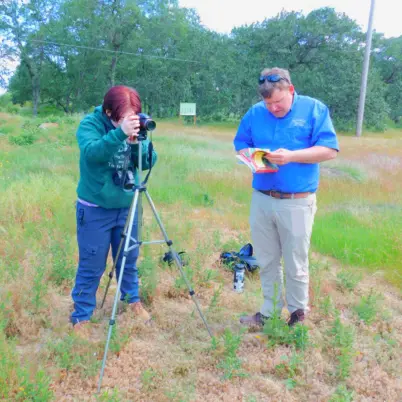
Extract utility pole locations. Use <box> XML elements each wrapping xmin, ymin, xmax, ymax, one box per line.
<box><xmin>356</xmin><ymin>0</ymin><xmax>376</xmax><ymax>137</ymax></box>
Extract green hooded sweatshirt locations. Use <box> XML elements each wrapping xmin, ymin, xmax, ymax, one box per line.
<box><xmin>76</xmin><ymin>106</ymin><xmax>157</xmax><ymax>209</ymax></box>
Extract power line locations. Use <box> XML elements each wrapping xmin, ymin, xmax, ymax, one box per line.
<box><xmin>29</xmin><ymin>39</ymin><xmax>202</xmax><ymax>64</ymax></box>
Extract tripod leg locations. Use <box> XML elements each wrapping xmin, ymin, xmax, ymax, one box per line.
<box><xmin>98</xmin><ymin>189</ymin><xmax>141</xmax><ymax>393</ymax></box>
<box><xmin>143</xmin><ymin>190</ymin><xmax>213</xmax><ymax>339</ymax></box>
<box><xmin>100</xmin><ymin>198</ymin><xmax>136</xmax><ymax>309</ymax></box>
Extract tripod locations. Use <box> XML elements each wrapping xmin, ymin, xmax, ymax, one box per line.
<box><xmin>97</xmin><ymin>135</ymin><xmax>213</xmax><ymax>392</ymax></box>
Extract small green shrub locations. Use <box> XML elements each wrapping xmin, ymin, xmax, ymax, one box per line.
<box><xmin>354</xmin><ymin>290</ymin><xmax>379</xmax><ymax>324</ymax></box>
<box><xmin>8</xmin><ymin>133</ymin><xmax>36</xmax><ymax>146</ymax></box>
<box><xmin>336</xmin><ymin>270</ymin><xmax>362</xmax><ymax>292</ymax></box>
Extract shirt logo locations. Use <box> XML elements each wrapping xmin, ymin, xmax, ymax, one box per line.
<box><xmin>109</xmin><ymin>143</ymin><xmax>130</xmax><ymax>168</ymax></box>
<box><xmin>291</xmin><ymin>119</ymin><xmax>307</xmax><ymax>127</ymax></box>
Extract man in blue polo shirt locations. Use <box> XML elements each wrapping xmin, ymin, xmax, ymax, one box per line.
<box><xmin>234</xmin><ymin>67</ymin><xmax>339</xmax><ymax>327</ymax></box>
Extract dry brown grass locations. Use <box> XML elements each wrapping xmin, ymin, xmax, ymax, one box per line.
<box><xmin>1</xmin><ymin>117</ymin><xmax>401</xmax><ymax>401</ymax></box>
<box><xmin>16</xmin><ymin>206</ymin><xmax>401</xmax><ymax>401</ymax></box>
<box><xmin>40</xmin><ymin>248</ymin><xmax>402</xmax><ymax>401</ymax></box>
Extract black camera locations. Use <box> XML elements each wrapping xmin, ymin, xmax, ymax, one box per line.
<box><xmin>138</xmin><ymin>113</ymin><xmax>156</xmax><ymax>140</ymax></box>
<box><xmin>113</xmin><ymin>168</ymin><xmax>135</xmax><ymax>191</ymax></box>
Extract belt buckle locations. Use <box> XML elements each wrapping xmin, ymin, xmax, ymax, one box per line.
<box><xmin>279</xmin><ymin>192</ymin><xmax>284</xmax><ymax>199</ymax></box>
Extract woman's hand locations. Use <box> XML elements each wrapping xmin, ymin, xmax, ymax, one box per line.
<box><xmin>120</xmin><ymin>115</ymin><xmax>140</xmax><ymax>139</ymax></box>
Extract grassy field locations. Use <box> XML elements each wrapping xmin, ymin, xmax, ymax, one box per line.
<box><xmin>0</xmin><ymin>111</ymin><xmax>401</xmax><ymax>401</ymax></box>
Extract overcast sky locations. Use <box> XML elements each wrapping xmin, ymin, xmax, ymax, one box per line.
<box><xmin>178</xmin><ymin>0</ymin><xmax>401</xmax><ymax>38</ymax></box>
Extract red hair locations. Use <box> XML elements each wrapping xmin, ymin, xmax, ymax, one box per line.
<box><xmin>102</xmin><ymin>86</ymin><xmax>142</xmax><ymax>121</ymax></box>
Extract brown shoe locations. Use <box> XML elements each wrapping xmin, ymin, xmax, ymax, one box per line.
<box><xmin>130</xmin><ymin>301</ymin><xmax>151</xmax><ymax>322</ymax></box>
<box><xmin>239</xmin><ymin>312</ymin><xmax>269</xmax><ymax>328</ymax></box>
<box><xmin>288</xmin><ymin>309</ymin><xmax>305</xmax><ymax>326</ymax></box>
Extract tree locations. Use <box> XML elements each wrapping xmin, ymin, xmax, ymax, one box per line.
<box><xmin>3</xmin><ymin>1</ymin><xmax>400</xmax><ymax>130</ymax></box>
<box><xmin>374</xmin><ymin>35</ymin><xmax>402</xmax><ymax>123</ymax></box>
<box><xmin>0</xmin><ymin>0</ymin><xmax>62</xmax><ymax>115</ymax></box>
<box><xmin>231</xmin><ymin>8</ymin><xmax>390</xmax><ymax>130</ymax></box>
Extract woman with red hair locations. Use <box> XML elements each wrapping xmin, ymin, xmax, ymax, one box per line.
<box><xmin>71</xmin><ymin>86</ymin><xmax>157</xmax><ymax>332</ymax></box>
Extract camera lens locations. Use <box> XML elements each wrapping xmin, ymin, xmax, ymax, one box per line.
<box><xmin>138</xmin><ymin>113</ymin><xmax>156</xmax><ymax>132</ymax></box>
<box><xmin>144</xmin><ymin>119</ymin><xmax>156</xmax><ymax>131</ymax></box>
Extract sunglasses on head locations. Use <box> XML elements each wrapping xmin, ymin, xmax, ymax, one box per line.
<box><xmin>258</xmin><ymin>74</ymin><xmax>288</xmax><ymax>84</ymax></box>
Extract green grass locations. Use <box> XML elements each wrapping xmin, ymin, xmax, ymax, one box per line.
<box><xmin>0</xmin><ymin>111</ymin><xmax>401</xmax><ymax>399</ymax></box>
<box><xmin>334</xmin><ymin>165</ymin><xmax>366</xmax><ymax>182</ymax></box>
<box><xmin>1</xmin><ymin>115</ymin><xmax>401</xmax><ymax>288</ymax></box>
<box><xmin>0</xmin><ymin>124</ymin><xmax>17</xmax><ymax>135</ymax></box>
<box><xmin>0</xmin><ymin>329</ymin><xmax>53</xmax><ymax>401</ymax></box>
<box><xmin>312</xmin><ymin>208</ymin><xmax>402</xmax><ymax>286</ymax></box>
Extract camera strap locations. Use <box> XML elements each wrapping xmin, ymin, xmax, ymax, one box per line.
<box><xmin>141</xmin><ymin>140</ymin><xmax>154</xmax><ymax>186</ymax></box>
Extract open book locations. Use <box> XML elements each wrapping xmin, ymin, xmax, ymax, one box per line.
<box><xmin>236</xmin><ymin>148</ymin><xmax>279</xmax><ymax>173</ymax></box>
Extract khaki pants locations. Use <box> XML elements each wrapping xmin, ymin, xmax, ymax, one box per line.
<box><xmin>249</xmin><ymin>190</ymin><xmax>317</xmax><ymax>316</ymax></box>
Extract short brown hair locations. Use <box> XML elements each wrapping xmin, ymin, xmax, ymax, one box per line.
<box><xmin>258</xmin><ymin>67</ymin><xmax>292</xmax><ymax>99</ymax></box>
<box><xmin>102</xmin><ymin>85</ymin><xmax>142</xmax><ymax>121</ymax></box>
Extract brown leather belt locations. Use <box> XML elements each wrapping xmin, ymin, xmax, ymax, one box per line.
<box><xmin>259</xmin><ymin>190</ymin><xmax>313</xmax><ymax>199</ymax></box>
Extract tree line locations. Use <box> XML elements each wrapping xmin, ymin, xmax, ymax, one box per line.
<box><xmin>1</xmin><ymin>0</ymin><xmax>402</xmax><ymax>130</ymax></box>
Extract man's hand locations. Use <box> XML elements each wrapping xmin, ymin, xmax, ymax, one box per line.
<box><xmin>265</xmin><ymin>148</ymin><xmax>294</xmax><ymax>165</ymax></box>
<box><xmin>267</xmin><ymin>146</ymin><xmax>337</xmax><ymax>164</ymax></box>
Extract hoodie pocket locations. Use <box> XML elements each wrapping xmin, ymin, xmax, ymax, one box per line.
<box><xmin>95</xmin><ymin>177</ymin><xmax>133</xmax><ymax>209</ymax></box>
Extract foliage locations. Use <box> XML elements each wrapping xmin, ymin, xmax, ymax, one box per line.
<box><xmin>0</xmin><ymin>323</ymin><xmax>53</xmax><ymax>400</ymax></box>
<box><xmin>215</xmin><ymin>328</ymin><xmax>247</xmax><ymax>380</ymax></box>
<box><xmin>275</xmin><ymin>350</ymin><xmax>304</xmax><ymax>390</ymax></box>
<box><xmin>263</xmin><ymin>311</ymin><xmax>310</xmax><ymax>350</ymax></box>
<box><xmin>262</xmin><ymin>290</ymin><xmax>310</xmax><ymax>350</ymax></box>
<box><xmin>328</xmin><ymin>313</ymin><xmax>355</xmax><ymax>379</ymax></box>
<box><xmin>1</xmin><ymin>2</ymin><xmax>402</xmax><ymax>129</ymax></box>
<box><xmin>354</xmin><ymin>290</ymin><xmax>380</xmax><ymax>324</ymax></box>
<box><xmin>8</xmin><ymin>133</ymin><xmax>36</xmax><ymax>145</ymax></box>
<box><xmin>0</xmin><ymin>113</ymin><xmax>401</xmax><ymax>400</ymax></box>
<box><xmin>312</xmin><ymin>208</ymin><xmax>402</xmax><ymax>286</ymax></box>
<box><xmin>137</xmin><ymin>254</ymin><xmax>158</xmax><ymax>305</ymax></box>
<box><xmin>329</xmin><ymin>384</ymin><xmax>354</xmax><ymax>402</ymax></box>
<box><xmin>336</xmin><ymin>269</ymin><xmax>362</xmax><ymax>292</ymax></box>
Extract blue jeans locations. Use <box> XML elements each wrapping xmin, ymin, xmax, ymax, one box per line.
<box><xmin>71</xmin><ymin>203</ymin><xmax>140</xmax><ymax>324</ymax></box>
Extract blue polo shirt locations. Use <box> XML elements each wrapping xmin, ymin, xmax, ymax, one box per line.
<box><xmin>233</xmin><ymin>93</ymin><xmax>339</xmax><ymax>193</ymax></box>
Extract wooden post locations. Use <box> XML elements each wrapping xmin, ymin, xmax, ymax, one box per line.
<box><xmin>356</xmin><ymin>0</ymin><xmax>376</xmax><ymax>137</ymax></box>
